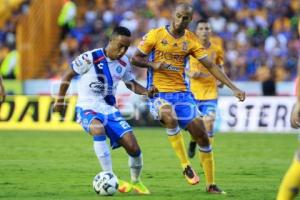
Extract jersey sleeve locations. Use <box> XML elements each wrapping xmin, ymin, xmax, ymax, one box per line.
<box><xmin>122</xmin><ymin>57</ymin><xmax>135</xmax><ymax>83</ymax></box>
<box><xmin>137</xmin><ymin>29</ymin><xmax>157</xmax><ymax>55</ymax></box>
<box><xmin>216</xmin><ymin>47</ymin><xmax>224</xmax><ymax>65</ymax></box>
<box><xmin>189</xmin><ymin>35</ymin><xmax>208</xmax><ymax>60</ymax></box>
<box><xmin>71</xmin><ymin>51</ymin><xmax>93</xmax><ymax>75</ymax></box>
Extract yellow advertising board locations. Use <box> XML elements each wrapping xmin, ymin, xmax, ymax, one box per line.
<box><xmin>0</xmin><ymin>96</ymin><xmax>81</xmax><ymax>130</ymax></box>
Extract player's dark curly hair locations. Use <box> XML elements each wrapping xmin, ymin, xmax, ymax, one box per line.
<box><xmin>112</xmin><ymin>26</ymin><xmax>131</xmax><ymax>37</ymax></box>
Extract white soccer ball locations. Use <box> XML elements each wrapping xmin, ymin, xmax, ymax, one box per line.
<box><xmin>93</xmin><ymin>171</ymin><xmax>119</xmax><ymax>196</ymax></box>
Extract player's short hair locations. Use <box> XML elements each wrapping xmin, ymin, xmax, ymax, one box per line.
<box><xmin>196</xmin><ymin>19</ymin><xmax>209</xmax><ymax>24</ymax></box>
<box><xmin>175</xmin><ymin>3</ymin><xmax>193</xmax><ymax>13</ymax></box>
<box><xmin>111</xmin><ymin>26</ymin><xmax>131</xmax><ymax>37</ymax></box>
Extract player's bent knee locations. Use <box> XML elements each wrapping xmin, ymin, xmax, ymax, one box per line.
<box><xmin>89</xmin><ymin>119</ymin><xmax>105</xmax><ymax>136</ymax></box>
<box><xmin>159</xmin><ymin>105</ymin><xmax>177</xmax><ymax>128</ymax></box>
<box><xmin>160</xmin><ymin>113</ymin><xmax>177</xmax><ymax>128</ymax></box>
<box><xmin>187</xmin><ymin>118</ymin><xmax>210</xmax><ymax>146</ymax></box>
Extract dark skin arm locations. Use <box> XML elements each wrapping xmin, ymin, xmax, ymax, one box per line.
<box><xmin>53</xmin><ymin>67</ymin><xmax>77</xmax><ymax>113</ymax></box>
<box><xmin>0</xmin><ymin>75</ymin><xmax>5</xmax><ymax>103</ymax></box>
<box><xmin>199</xmin><ymin>56</ymin><xmax>246</xmax><ymax>101</ymax></box>
<box><xmin>125</xmin><ymin>80</ymin><xmax>158</xmax><ymax>98</ymax></box>
<box><xmin>131</xmin><ymin>50</ymin><xmax>170</xmax><ymax>70</ymax></box>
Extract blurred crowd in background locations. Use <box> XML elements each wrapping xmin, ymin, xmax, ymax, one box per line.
<box><xmin>0</xmin><ymin>0</ymin><xmax>299</xmax><ymax>83</ymax></box>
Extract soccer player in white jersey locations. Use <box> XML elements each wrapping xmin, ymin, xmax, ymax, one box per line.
<box><xmin>53</xmin><ymin>26</ymin><xmax>155</xmax><ymax>194</ymax></box>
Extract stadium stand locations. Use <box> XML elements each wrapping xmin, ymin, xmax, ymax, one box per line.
<box><xmin>0</xmin><ymin>0</ymin><xmax>299</xmax><ymax>81</ymax></box>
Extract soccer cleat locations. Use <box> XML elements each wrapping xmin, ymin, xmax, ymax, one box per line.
<box><xmin>188</xmin><ymin>141</ymin><xmax>197</xmax><ymax>158</ymax></box>
<box><xmin>118</xmin><ymin>179</ymin><xmax>132</xmax><ymax>193</ymax></box>
<box><xmin>206</xmin><ymin>184</ymin><xmax>226</xmax><ymax>194</ymax></box>
<box><xmin>183</xmin><ymin>165</ymin><xmax>200</xmax><ymax>185</ymax></box>
<box><xmin>132</xmin><ymin>181</ymin><xmax>151</xmax><ymax>194</ymax></box>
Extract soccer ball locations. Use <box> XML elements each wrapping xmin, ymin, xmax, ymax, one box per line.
<box><xmin>93</xmin><ymin>171</ymin><xmax>119</xmax><ymax>196</ymax></box>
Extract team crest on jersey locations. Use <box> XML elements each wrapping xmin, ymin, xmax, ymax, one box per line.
<box><xmin>161</xmin><ymin>39</ymin><xmax>168</xmax><ymax>46</ymax></box>
<box><xmin>116</xmin><ymin>66</ymin><xmax>122</xmax><ymax>73</ymax></box>
<box><xmin>182</xmin><ymin>42</ymin><xmax>188</xmax><ymax>51</ymax></box>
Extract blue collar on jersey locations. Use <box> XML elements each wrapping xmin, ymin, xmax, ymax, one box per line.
<box><xmin>91</xmin><ymin>49</ymin><xmax>116</xmax><ymax>106</ymax></box>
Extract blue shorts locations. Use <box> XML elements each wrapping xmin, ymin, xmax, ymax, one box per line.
<box><xmin>76</xmin><ymin>107</ymin><xmax>132</xmax><ymax>149</ymax></box>
<box><xmin>196</xmin><ymin>99</ymin><xmax>218</xmax><ymax>116</ymax></box>
<box><xmin>149</xmin><ymin>92</ymin><xmax>200</xmax><ymax>129</ymax></box>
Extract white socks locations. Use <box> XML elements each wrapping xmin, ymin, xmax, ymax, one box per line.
<box><xmin>93</xmin><ymin>135</ymin><xmax>112</xmax><ymax>172</ymax></box>
<box><xmin>93</xmin><ymin>135</ymin><xmax>143</xmax><ymax>183</ymax></box>
<box><xmin>128</xmin><ymin>153</ymin><xmax>143</xmax><ymax>183</ymax></box>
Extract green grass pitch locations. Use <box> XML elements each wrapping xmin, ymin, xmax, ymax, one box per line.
<box><xmin>0</xmin><ymin>128</ymin><xmax>299</xmax><ymax>200</ymax></box>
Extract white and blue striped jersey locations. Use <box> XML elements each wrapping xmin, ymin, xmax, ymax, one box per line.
<box><xmin>71</xmin><ymin>48</ymin><xmax>134</xmax><ymax>114</ymax></box>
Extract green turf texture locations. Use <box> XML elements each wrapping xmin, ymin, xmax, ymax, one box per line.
<box><xmin>0</xmin><ymin>128</ymin><xmax>299</xmax><ymax>200</ymax></box>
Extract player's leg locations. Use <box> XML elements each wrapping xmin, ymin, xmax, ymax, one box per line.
<box><xmin>201</xmin><ymin>99</ymin><xmax>218</xmax><ymax>145</ymax></box>
<box><xmin>118</xmin><ymin>132</ymin><xmax>150</xmax><ymax>194</ymax></box>
<box><xmin>187</xmin><ymin>117</ymin><xmax>225</xmax><ymax>194</ymax></box>
<box><xmin>277</xmin><ymin>150</ymin><xmax>300</xmax><ymax>200</ymax></box>
<box><xmin>158</xmin><ymin>103</ymin><xmax>199</xmax><ymax>185</ymax></box>
<box><xmin>188</xmin><ymin>101</ymin><xmax>204</xmax><ymax>159</ymax></box>
<box><xmin>89</xmin><ymin>119</ymin><xmax>113</xmax><ymax>172</ymax></box>
<box><xmin>188</xmin><ymin>100</ymin><xmax>217</xmax><ymax>158</ymax></box>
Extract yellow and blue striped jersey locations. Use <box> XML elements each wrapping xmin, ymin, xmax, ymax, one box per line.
<box><xmin>138</xmin><ymin>26</ymin><xmax>208</xmax><ymax>92</ymax></box>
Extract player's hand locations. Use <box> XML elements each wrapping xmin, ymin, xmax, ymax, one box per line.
<box><xmin>151</xmin><ymin>62</ymin><xmax>169</xmax><ymax>70</ymax></box>
<box><xmin>145</xmin><ymin>86</ymin><xmax>159</xmax><ymax>98</ymax></box>
<box><xmin>290</xmin><ymin>102</ymin><xmax>300</xmax><ymax>129</ymax></box>
<box><xmin>233</xmin><ymin>88</ymin><xmax>246</xmax><ymax>102</ymax></box>
<box><xmin>53</xmin><ymin>99</ymin><xmax>66</xmax><ymax>114</ymax></box>
<box><xmin>217</xmin><ymin>80</ymin><xmax>224</xmax><ymax>88</ymax></box>
<box><xmin>0</xmin><ymin>87</ymin><xmax>6</xmax><ymax>103</ymax></box>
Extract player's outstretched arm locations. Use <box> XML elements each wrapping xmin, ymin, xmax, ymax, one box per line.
<box><xmin>0</xmin><ymin>75</ymin><xmax>6</xmax><ymax>103</ymax></box>
<box><xmin>199</xmin><ymin>56</ymin><xmax>246</xmax><ymax>101</ymax></box>
<box><xmin>125</xmin><ymin>80</ymin><xmax>158</xmax><ymax>98</ymax></box>
<box><xmin>53</xmin><ymin>67</ymin><xmax>77</xmax><ymax>113</ymax></box>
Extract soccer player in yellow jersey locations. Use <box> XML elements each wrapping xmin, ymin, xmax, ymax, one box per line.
<box><xmin>187</xmin><ymin>19</ymin><xmax>224</xmax><ymax>158</ymax></box>
<box><xmin>131</xmin><ymin>3</ymin><xmax>245</xmax><ymax>194</ymax></box>
<box><xmin>0</xmin><ymin>74</ymin><xmax>5</xmax><ymax>102</ymax></box>
<box><xmin>276</xmin><ymin>19</ymin><xmax>300</xmax><ymax>200</ymax></box>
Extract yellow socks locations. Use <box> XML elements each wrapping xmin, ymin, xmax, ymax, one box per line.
<box><xmin>209</xmin><ymin>137</ymin><xmax>214</xmax><ymax>145</ymax></box>
<box><xmin>199</xmin><ymin>150</ymin><xmax>214</xmax><ymax>186</ymax></box>
<box><xmin>167</xmin><ymin>129</ymin><xmax>190</xmax><ymax>169</ymax></box>
<box><xmin>277</xmin><ymin>156</ymin><xmax>300</xmax><ymax>200</ymax></box>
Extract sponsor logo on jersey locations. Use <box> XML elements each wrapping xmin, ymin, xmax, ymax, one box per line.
<box><xmin>155</xmin><ymin>50</ymin><xmax>185</xmax><ymax>64</ymax></box>
<box><xmin>89</xmin><ymin>81</ymin><xmax>105</xmax><ymax>92</ymax></box>
<box><xmin>97</xmin><ymin>63</ymin><xmax>104</xmax><ymax>69</ymax></box>
<box><xmin>164</xmin><ymin>64</ymin><xmax>180</xmax><ymax>72</ymax></box>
